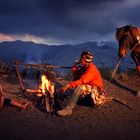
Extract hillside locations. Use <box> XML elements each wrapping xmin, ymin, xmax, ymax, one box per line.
<box><xmin>0</xmin><ymin>73</ymin><xmax>140</xmax><ymax>140</ymax></box>
<box><xmin>0</xmin><ymin>40</ymin><xmax>135</xmax><ymax>71</ymax></box>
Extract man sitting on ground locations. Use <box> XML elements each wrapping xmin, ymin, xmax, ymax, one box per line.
<box><xmin>57</xmin><ymin>51</ymin><xmax>112</xmax><ymax>116</ymax></box>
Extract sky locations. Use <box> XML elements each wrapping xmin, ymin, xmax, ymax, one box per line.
<box><xmin>0</xmin><ymin>0</ymin><xmax>140</xmax><ymax>45</ymax></box>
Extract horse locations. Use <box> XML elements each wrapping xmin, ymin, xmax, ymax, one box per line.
<box><xmin>115</xmin><ymin>25</ymin><xmax>140</xmax><ymax>76</ymax></box>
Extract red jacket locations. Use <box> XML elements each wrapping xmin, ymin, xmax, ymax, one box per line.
<box><xmin>69</xmin><ymin>63</ymin><xmax>104</xmax><ymax>89</ymax></box>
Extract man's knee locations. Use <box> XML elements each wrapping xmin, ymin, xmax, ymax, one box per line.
<box><xmin>74</xmin><ymin>85</ymin><xmax>86</xmax><ymax>95</ymax></box>
<box><xmin>75</xmin><ymin>85</ymin><xmax>92</xmax><ymax>96</ymax></box>
<box><xmin>77</xmin><ymin>85</ymin><xmax>86</xmax><ymax>90</ymax></box>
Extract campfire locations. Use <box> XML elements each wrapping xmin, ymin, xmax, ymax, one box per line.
<box><xmin>26</xmin><ymin>74</ymin><xmax>55</xmax><ymax>113</ymax></box>
<box><xmin>38</xmin><ymin>74</ymin><xmax>54</xmax><ymax>97</ymax></box>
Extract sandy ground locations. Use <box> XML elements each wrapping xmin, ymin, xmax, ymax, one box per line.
<box><xmin>0</xmin><ymin>75</ymin><xmax>140</xmax><ymax>140</ymax></box>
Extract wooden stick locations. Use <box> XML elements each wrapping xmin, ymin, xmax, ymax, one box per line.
<box><xmin>15</xmin><ymin>61</ymin><xmax>26</xmax><ymax>98</ymax></box>
<box><xmin>13</xmin><ymin>61</ymin><xmax>72</xmax><ymax>69</ymax></box>
<box><xmin>0</xmin><ymin>84</ymin><xmax>5</xmax><ymax>108</ymax></box>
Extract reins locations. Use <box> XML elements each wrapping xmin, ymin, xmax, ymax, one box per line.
<box><xmin>104</xmin><ymin>40</ymin><xmax>139</xmax><ymax>90</ymax></box>
<box><xmin>104</xmin><ymin>57</ymin><xmax>121</xmax><ymax>90</ymax></box>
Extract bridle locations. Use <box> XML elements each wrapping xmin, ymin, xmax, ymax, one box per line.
<box><xmin>116</xmin><ymin>26</ymin><xmax>140</xmax><ymax>73</ymax></box>
<box><xmin>107</xmin><ymin>26</ymin><xmax>140</xmax><ymax>84</ymax></box>
<box><xmin>118</xmin><ymin>31</ymin><xmax>134</xmax><ymax>52</ymax></box>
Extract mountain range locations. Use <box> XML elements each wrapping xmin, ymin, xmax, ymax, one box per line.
<box><xmin>0</xmin><ymin>40</ymin><xmax>135</xmax><ymax>72</ymax></box>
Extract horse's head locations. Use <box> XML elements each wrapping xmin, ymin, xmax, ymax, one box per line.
<box><xmin>115</xmin><ymin>25</ymin><xmax>132</xmax><ymax>58</ymax></box>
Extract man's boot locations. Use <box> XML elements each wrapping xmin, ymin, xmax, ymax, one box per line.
<box><xmin>57</xmin><ymin>93</ymin><xmax>80</xmax><ymax>116</ymax></box>
<box><xmin>57</xmin><ymin>86</ymin><xmax>83</xmax><ymax>116</ymax></box>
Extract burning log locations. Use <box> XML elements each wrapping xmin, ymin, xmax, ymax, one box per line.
<box><xmin>14</xmin><ymin>60</ymin><xmax>57</xmax><ymax>112</ymax></box>
<box><xmin>38</xmin><ymin>74</ymin><xmax>54</xmax><ymax>113</ymax></box>
<box><xmin>26</xmin><ymin>74</ymin><xmax>55</xmax><ymax>113</ymax></box>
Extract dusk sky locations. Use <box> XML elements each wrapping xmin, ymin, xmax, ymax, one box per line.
<box><xmin>0</xmin><ymin>0</ymin><xmax>140</xmax><ymax>45</ymax></box>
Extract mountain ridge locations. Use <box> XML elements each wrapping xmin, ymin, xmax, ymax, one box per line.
<box><xmin>0</xmin><ymin>40</ymin><xmax>135</xmax><ymax>70</ymax></box>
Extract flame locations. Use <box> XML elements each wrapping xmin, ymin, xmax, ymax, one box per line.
<box><xmin>38</xmin><ymin>74</ymin><xmax>54</xmax><ymax>97</ymax></box>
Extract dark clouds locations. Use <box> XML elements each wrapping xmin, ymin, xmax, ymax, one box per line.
<box><xmin>0</xmin><ymin>0</ymin><xmax>140</xmax><ymax>44</ymax></box>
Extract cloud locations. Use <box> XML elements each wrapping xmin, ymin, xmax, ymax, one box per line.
<box><xmin>0</xmin><ymin>34</ymin><xmax>15</xmax><ymax>42</ymax></box>
<box><xmin>0</xmin><ymin>33</ymin><xmax>44</xmax><ymax>44</ymax></box>
<box><xmin>0</xmin><ymin>0</ymin><xmax>140</xmax><ymax>44</ymax></box>
<box><xmin>0</xmin><ymin>33</ymin><xmax>71</xmax><ymax>45</ymax></box>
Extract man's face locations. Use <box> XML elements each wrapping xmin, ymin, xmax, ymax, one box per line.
<box><xmin>80</xmin><ymin>58</ymin><xmax>89</xmax><ymax>67</ymax></box>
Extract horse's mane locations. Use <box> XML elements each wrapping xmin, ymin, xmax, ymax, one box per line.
<box><xmin>115</xmin><ymin>25</ymin><xmax>140</xmax><ymax>42</ymax></box>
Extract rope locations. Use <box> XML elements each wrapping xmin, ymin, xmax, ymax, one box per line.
<box><xmin>104</xmin><ymin>58</ymin><xmax>121</xmax><ymax>90</ymax></box>
<box><xmin>103</xmin><ymin>58</ymin><xmax>133</xmax><ymax>110</ymax></box>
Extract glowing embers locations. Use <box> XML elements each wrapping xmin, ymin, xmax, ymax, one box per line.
<box><xmin>26</xmin><ymin>74</ymin><xmax>55</xmax><ymax>113</ymax></box>
<box><xmin>39</xmin><ymin>74</ymin><xmax>54</xmax><ymax>97</ymax></box>
<box><xmin>26</xmin><ymin>74</ymin><xmax>54</xmax><ymax>96</ymax></box>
